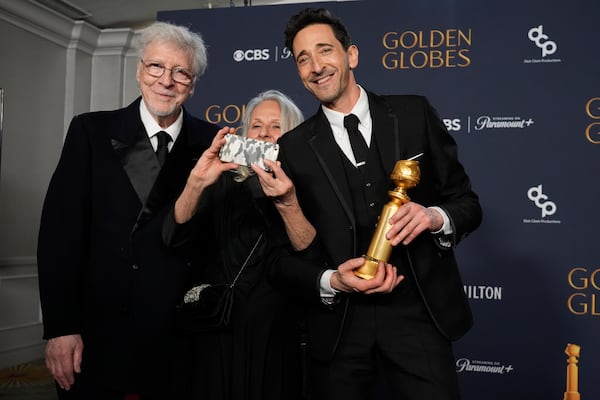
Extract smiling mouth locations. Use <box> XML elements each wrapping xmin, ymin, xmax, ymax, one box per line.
<box><xmin>154</xmin><ymin>89</ymin><xmax>175</xmax><ymax>98</ymax></box>
<box><xmin>312</xmin><ymin>73</ymin><xmax>334</xmax><ymax>86</ymax></box>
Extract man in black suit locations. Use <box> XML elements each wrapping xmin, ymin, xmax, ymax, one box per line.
<box><xmin>272</xmin><ymin>8</ymin><xmax>482</xmax><ymax>400</ymax></box>
<box><xmin>37</xmin><ymin>21</ymin><xmax>219</xmax><ymax>400</ymax></box>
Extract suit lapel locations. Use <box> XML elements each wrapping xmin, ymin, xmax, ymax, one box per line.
<box><xmin>305</xmin><ymin>95</ymin><xmax>407</xmax><ymax>257</ymax></box>
<box><xmin>135</xmin><ymin>132</ymin><xmax>185</xmax><ymax>229</ymax></box>
<box><xmin>111</xmin><ymin>98</ymin><xmax>161</xmax><ymax>206</ymax></box>
<box><xmin>307</xmin><ymin>110</ymin><xmax>355</xmax><ymax>226</ymax></box>
<box><xmin>133</xmin><ymin>110</ymin><xmax>202</xmax><ymax>231</ymax></box>
<box><xmin>368</xmin><ymin>92</ymin><xmax>404</xmax><ymax>175</ymax></box>
<box><xmin>306</xmin><ymin>96</ymin><xmax>406</xmax><ymax>224</ymax></box>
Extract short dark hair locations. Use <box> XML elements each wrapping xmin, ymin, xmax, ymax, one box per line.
<box><xmin>284</xmin><ymin>7</ymin><xmax>352</xmax><ymax>57</ymax></box>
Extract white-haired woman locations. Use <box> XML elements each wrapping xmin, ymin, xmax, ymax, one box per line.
<box><xmin>165</xmin><ymin>89</ymin><xmax>314</xmax><ymax>400</ymax></box>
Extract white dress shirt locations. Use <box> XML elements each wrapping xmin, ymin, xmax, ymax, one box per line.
<box><xmin>139</xmin><ymin>99</ymin><xmax>183</xmax><ymax>151</ymax></box>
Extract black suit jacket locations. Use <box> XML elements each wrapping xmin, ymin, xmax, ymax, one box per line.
<box><xmin>273</xmin><ymin>92</ymin><xmax>482</xmax><ymax>362</ymax></box>
<box><xmin>37</xmin><ymin>97</ymin><xmax>218</xmax><ymax>395</ymax></box>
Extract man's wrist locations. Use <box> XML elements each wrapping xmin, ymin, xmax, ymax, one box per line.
<box><xmin>428</xmin><ymin>206</ymin><xmax>451</xmax><ymax>234</ymax></box>
<box><xmin>319</xmin><ymin>269</ymin><xmax>339</xmax><ymax>297</ymax></box>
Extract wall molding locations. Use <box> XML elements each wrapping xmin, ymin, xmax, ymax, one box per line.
<box><xmin>0</xmin><ymin>256</ymin><xmax>43</xmax><ymax>368</ymax></box>
<box><xmin>0</xmin><ymin>0</ymin><xmax>110</xmax><ymax>55</ymax></box>
<box><xmin>0</xmin><ymin>256</ymin><xmax>37</xmax><ymax>277</ymax></box>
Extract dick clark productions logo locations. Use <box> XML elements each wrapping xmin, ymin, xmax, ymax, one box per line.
<box><xmin>528</xmin><ymin>25</ymin><xmax>557</xmax><ymax>57</ymax></box>
<box><xmin>527</xmin><ymin>185</ymin><xmax>556</xmax><ymax>217</ymax></box>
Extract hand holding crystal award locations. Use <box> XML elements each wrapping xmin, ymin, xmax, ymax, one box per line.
<box><xmin>354</xmin><ymin>157</ymin><xmax>421</xmax><ymax>280</ymax></box>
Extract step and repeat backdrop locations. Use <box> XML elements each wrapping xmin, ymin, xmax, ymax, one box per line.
<box><xmin>159</xmin><ymin>1</ymin><xmax>599</xmax><ymax>398</ymax></box>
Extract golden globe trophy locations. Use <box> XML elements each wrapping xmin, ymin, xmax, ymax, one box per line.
<box><xmin>563</xmin><ymin>343</ymin><xmax>581</xmax><ymax>400</ymax></box>
<box><xmin>354</xmin><ymin>158</ymin><xmax>420</xmax><ymax>280</ymax></box>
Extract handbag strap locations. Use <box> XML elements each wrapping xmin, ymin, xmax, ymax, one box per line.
<box><xmin>229</xmin><ymin>233</ymin><xmax>264</xmax><ymax>289</ymax></box>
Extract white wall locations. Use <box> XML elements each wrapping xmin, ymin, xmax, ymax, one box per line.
<box><xmin>0</xmin><ymin>0</ymin><xmax>136</xmax><ymax>368</ymax></box>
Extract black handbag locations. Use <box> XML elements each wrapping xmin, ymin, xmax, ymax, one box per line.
<box><xmin>177</xmin><ymin>233</ymin><xmax>263</xmax><ymax>332</ymax></box>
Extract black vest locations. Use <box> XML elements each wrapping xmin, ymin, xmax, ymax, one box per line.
<box><xmin>341</xmin><ymin>135</ymin><xmax>390</xmax><ymax>257</ymax></box>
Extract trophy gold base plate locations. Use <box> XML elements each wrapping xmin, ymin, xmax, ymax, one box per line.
<box><xmin>353</xmin><ymin>257</ymin><xmax>379</xmax><ymax>280</ymax></box>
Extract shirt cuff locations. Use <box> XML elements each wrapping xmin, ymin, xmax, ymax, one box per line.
<box><xmin>429</xmin><ymin>206</ymin><xmax>452</xmax><ymax>235</ymax></box>
<box><xmin>429</xmin><ymin>206</ymin><xmax>453</xmax><ymax>248</ymax></box>
<box><xmin>319</xmin><ymin>269</ymin><xmax>338</xmax><ymax>298</ymax></box>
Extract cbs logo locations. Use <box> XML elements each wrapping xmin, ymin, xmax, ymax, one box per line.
<box><xmin>443</xmin><ymin>118</ymin><xmax>461</xmax><ymax>132</ymax></box>
<box><xmin>233</xmin><ymin>49</ymin><xmax>270</xmax><ymax>62</ymax></box>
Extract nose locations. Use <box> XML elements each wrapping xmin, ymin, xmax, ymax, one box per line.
<box><xmin>257</xmin><ymin>126</ymin><xmax>270</xmax><ymax>139</ymax></box>
<box><xmin>157</xmin><ymin>69</ymin><xmax>174</xmax><ymax>86</ymax></box>
<box><xmin>310</xmin><ymin>55</ymin><xmax>324</xmax><ymax>73</ymax></box>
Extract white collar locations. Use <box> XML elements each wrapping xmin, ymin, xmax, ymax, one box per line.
<box><xmin>321</xmin><ymin>85</ymin><xmax>370</xmax><ymax>132</ymax></box>
<box><xmin>139</xmin><ymin>99</ymin><xmax>183</xmax><ymax>142</ymax></box>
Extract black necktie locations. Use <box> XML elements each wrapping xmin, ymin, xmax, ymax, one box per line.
<box><xmin>343</xmin><ymin>114</ymin><xmax>368</xmax><ymax>167</ymax></box>
<box><xmin>155</xmin><ymin>131</ymin><xmax>171</xmax><ymax>167</ymax></box>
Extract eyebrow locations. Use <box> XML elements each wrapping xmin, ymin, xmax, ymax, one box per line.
<box><xmin>251</xmin><ymin>119</ymin><xmax>281</xmax><ymax>123</ymax></box>
<box><xmin>145</xmin><ymin>59</ymin><xmax>191</xmax><ymax>70</ymax></box>
<box><xmin>296</xmin><ymin>42</ymin><xmax>333</xmax><ymax>58</ymax></box>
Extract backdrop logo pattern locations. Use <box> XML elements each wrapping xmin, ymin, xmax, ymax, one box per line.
<box><xmin>456</xmin><ymin>358</ymin><xmax>514</xmax><ymax>374</ymax></box>
<box><xmin>456</xmin><ymin>115</ymin><xmax>535</xmax><ymax>133</ymax></box>
<box><xmin>585</xmin><ymin>97</ymin><xmax>600</xmax><ymax>144</ymax></box>
<box><xmin>464</xmin><ymin>285</ymin><xmax>503</xmax><ymax>301</ymax></box>
<box><xmin>381</xmin><ymin>28</ymin><xmax>472</xmax><ymax>70</ymax></box>
<box><xmin>567</xmin><ymin>268</ymin><xmax>600</xmax><ymax>316</ymax></box>
<box><xmin>232</xmin><ymin>46</ymin><xmax>293</xmax><ymax>63</ymax></box>
<box><xmin>233</xmin><ymin>48</ymin><xmax>270</xmax><ymax>62</ymax></box>
<box><xmin>524</xmin><ymin>24</ymin><xmax>562</xmax><ymax>64</ymax></box>
<box><xmin>523</xmin><ymin>184</ymin><xmax>561</xmax><ymax>224</ymax></box>
<box><xmin>204</xmin><ymin>103</ymin><xmax>246</xmax><ymax>124</ymax></box>
<box><xmin>443</xmin><ymin>118</ymin><xmax>462</xmax><ymax>132</ymax></box>
<box><xmin>473</xmin><ymin>115</ymin><xmax>534</xmax><ymax>131</ymax></box>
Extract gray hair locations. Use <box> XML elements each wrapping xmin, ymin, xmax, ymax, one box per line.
<box><xmin>235</xmin><ymin>89</ymin><xmax>304</xmax><ymax>182</ymax></box>
<box><xmin>137</xmin><ymin>21</ymin><xmax>208</xmax><ymax>78</ymax></box>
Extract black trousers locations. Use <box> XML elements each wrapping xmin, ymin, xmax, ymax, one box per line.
<box><xmin>306</xmin><ymin>292</ymin><xmax>460</xmax><ymax>400</ymax></box>
<box><xmin>55</xmin><ymin>372</ymin><xmax>164</xmax><ymax>400</ymax></box>
<box><xmin>56</xmin><ymin>381</ymin><xmax>143</xmax><ymax>400</ymax></box>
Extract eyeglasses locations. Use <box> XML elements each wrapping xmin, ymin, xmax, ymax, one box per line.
<box><xmin>140</xmin><ymin>60</ymin><xmax>195</xmax><ymax>85</ymax></box>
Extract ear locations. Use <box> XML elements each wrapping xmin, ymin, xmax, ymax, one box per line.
<box><xmin>347</xmin><ymin>44</ymin><xmax>359</xmax><ymax>69</ymax></box>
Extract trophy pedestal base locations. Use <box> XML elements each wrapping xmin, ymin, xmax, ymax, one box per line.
<box><xmin>353</xmin><ymin>257</ymin><xmax>379</xmax><ymax>280</ymax></box>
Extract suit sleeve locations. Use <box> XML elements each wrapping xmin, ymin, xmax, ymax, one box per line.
<box><xmin>419</xmin><ymin>96</ymin><xmax>482</xmax><ymax>247</ymax></box>
<box><xmin>264</xmin><ymin>150</ymin><xmax>331</xmax><ymax>304</ymax></box>
<box><xmin>37</xmin><ymin>116</ymin><xmax>91</xmax><ymax>339</ymax></box>
<box><xmin>265</xmin><ymin>239</ymin><xmax>329</xmax><ymax>305</ymax></box>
